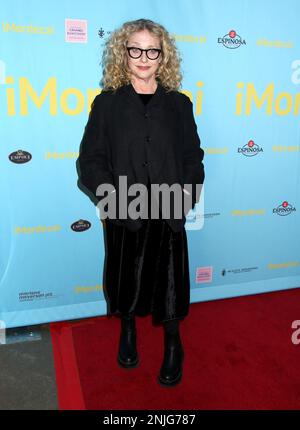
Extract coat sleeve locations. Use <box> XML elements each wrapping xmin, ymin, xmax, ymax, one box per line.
<box><xmin>181</xmin><ymin>95</ymin><xmax>205</xmax><ymax>208</ymax></box>
<box><xmin>77</xmin><ymin>94</ymin><xmax>115</xmax><ymax>202</ymax></box>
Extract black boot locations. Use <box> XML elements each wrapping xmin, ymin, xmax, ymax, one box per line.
<box><xmin>117</xmin><ymin>313</ymin><xmax>139</xmax><ymax>369</ymax></box>
<box><xmin>158</xmin><ymin>319</ymin><xmax>184</xmax><ymax>387</ymax></box>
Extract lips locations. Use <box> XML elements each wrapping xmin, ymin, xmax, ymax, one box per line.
<box><xmin>137</xmin><ymin>66</ymin><xmax>150</xmax><ymax>70</ymax></box>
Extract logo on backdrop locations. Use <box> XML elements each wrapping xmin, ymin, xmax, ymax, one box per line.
<box><xmin>218</xmin><ymin>30</ymin><xmax>246</xmax><ymax>49</ymax></box>
<box><xmin>8</xmin><ymin>149</ymin><xmax>32</xmax><ymax>164</ymax></box>
<box><xmin>19</xmin><ymin>291</ymin><xmax>55</xmax><ymax>302</ymax></box>
<box><xmin>65</xmin><ymin>19</ymin><xmax>87</xmax><ymax>43</ymax></box>
<box><xmin>238</xmin><ymin>140</ymin><xmax>263</xmax><ymax>157</ymax></box>
<box><xmin>98</xmin><ymin>27</ymin><xmax>105</xmax><ymax>38</ymax></box>
<box><xmin>273</xmin><ymin>201</ymin><xmax>296</xmax><ymax>216</ymax></box>
<box><xmin>2</xmin><ymin>22</ymin><xmax>54</xmax><ymax>35</ymax></box>
<box><xmin>196</xmin><ymin>267</ymin><xmax>213</xmax><ymax>284</ymax></box>
<box><xmin>98</xmin><ymin>27</ymin><xmax>111</xmax><ymax>38</ymax></box>
<box><xmin>222</xmin><ymin>266</ymin><xmax>258</xmax><ymax>276</ymax></box>
<box><xmin>71</xmin><ymin>219</ymin><xmax>91</xmax><ymax>232</ymax></box>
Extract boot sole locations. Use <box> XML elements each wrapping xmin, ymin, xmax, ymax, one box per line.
<box><xmin>157</xmin><ymin>370</ymin><xmax>182</xmax><ymax>387</ymax></box>
<box><xmin>117</xmin><ymin>354</ymin><xmax>140</xmax><ymax>369</ymax></box>
<box><xmin>157</xmin><ymin>349</ymin><xmax>184</xmax><ymax>387</ymax></box>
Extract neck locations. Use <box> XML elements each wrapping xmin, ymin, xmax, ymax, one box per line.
<box><xmin>130</xmin><ymin>78</ymin><xmax>158</xmax><ymax>94</ymax></box>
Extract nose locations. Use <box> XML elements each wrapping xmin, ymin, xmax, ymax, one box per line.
<box><xmin>140</xmin><ymin>51</ymin><xmax>149</xmax><ymax>62</ymax></box>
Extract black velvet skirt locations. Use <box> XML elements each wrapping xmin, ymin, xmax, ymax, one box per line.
<box><xmin>102</xmin><ymin>184</ymin><xmax>190</xmax><ymax>325</ymax></box>
<box><xmin>104</xmin><ymin>219</ymin><xmax>190</xmax><ymax>324</ymax></box>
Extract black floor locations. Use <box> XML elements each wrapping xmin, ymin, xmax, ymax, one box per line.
<box><xmin>0</xmin><ymin>324</ymin><xmax>58</xmax><ymax>410</ymax></box>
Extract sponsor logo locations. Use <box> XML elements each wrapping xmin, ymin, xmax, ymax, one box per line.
<box><xmin>171</xmin><ymin>33</ymin><xmax>207</xmax><ymax>44</ymax></box>
<box><xmin>98</xmin><ymin>27</ymin><xmax>107</xmax><ymax>38</ymax></box>
<box><xmin>268</xmin><ymin>261</ymin><xmax>299</xmax><ymax>269</ymax></box>
<box><xmin>257</xmin><ymin>39</ymin><xmax>293</xmax><ymax>49</ymax></box>
<box><xmin>218</xmin><ymin>30</ymin><xmax>246</xmax><ymax>49</ymax></box>
<box><xmin>2</xmin><ymin>22</ymin><xmax>54</xmax><ymax>35</ymax></box>
<box><xmin>238</xmin><ymin>139</ymin><xmax>263</xmax><ymax>157</ymax></box>
<box><xmin>273</xmin><ymin>201</ymin><xmax>296</xmax><ymax>216</ymax></box>
<box><xmin>74</xmin><ymin>285</ymin><xmax>103</xmax><ymax>293</ymax></box>
<box><xmin>19</xmin><ymin>291</ymin><xmax>55</xmax><ymax>302</ymax></box>
<box><xmin>273</xmin><ymin>145</ymin><xmax>300</xmax><ymax>152</ymax></box>
<box><xmin>232</xmin><ymin>209</ymin><xmax>265</xmax><ymax>216</ymax></box>
<box><xmin>65</xmin><ymin>19</ymin><xmax>87</xmax><ymax>43</ymax></box>
<box><xmin>71</xmin><ymin>219</ymin><xmax>91</xmax><ymax>232</ymax></box>
<box><xmin>9</xmin><ymin>149</ymin><xmax>32</xmax><ymax>164</ymax></box>
<box><xmin>196</xmin><ymin>267</ymin><xmax>213</xmax><ymax>283</ymax></box>
<box><xmin>15</xmin><ymin>225</ymin><xmax>61</xmax><ymax>234</ymax></box>
<box><xmin>222</xmin><ymin>266</ymin><xmax>258</xmax><ymax>276</ymax></box>
<box><xmin>45</xmin><ymin>151</ymin><xmax>79</xmax><ymax>159</ymax></box>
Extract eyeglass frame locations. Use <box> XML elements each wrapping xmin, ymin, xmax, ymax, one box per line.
<box><xmin>126</xmin><ymin>46</ymin><xmax>162</xmax><ymax>60</ymax></box>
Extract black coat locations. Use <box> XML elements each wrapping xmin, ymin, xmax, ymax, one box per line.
<box><xmin>77</xmin><ymin>82</ymin><xmax>205</xmax><ymax>232</ymax></box>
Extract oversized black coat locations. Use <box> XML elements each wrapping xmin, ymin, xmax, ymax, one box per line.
<box><xmin>77</xmin><ymin>82</ymin><xmax>205</xmax><ymax>232</ymax></box>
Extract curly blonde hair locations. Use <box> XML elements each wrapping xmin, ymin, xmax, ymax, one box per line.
<box><xmin>100</xmin><ymin>18</ymin><xmax>183</xmax><ymax>93</ymax></box>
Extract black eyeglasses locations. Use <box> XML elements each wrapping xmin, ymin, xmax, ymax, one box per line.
<box><xmin>126</xmin><ymin>47</ymin><xmax>162</xmax><ymax>60</ymax></box>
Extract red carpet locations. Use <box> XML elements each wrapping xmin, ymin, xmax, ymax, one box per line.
<box><xmin>50</xmin><ymin>288</ymin><xmax>300</xmax><ymax>410</ymax></box>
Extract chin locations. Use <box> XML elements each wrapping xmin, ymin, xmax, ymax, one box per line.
<box><xmin>135</xmin><ymin>68</ymin><xmax>156</xmax><ymax>77</ymax></box>
<box><xmin>137</xmin><ymin>73</ymin><xmax>152</xmax><ymax>80</ymax></box>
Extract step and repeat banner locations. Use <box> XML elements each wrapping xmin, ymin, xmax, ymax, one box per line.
<box><xmin>1</xmin><ymin>0</ymin><xmax>300</xmax><ymax>328</ymax></box>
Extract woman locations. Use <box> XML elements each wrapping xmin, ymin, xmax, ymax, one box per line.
<box><xmin>77</xmin><ymin>18</ymin><xmax>205</xmax><ymax>387</ymax></box>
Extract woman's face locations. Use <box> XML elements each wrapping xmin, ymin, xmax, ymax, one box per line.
<box><xmin>126</xmin><ymin>29</ymin><xmax>162</xmax><ymax>84</ymax></box>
